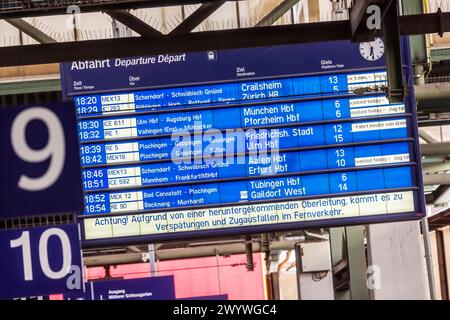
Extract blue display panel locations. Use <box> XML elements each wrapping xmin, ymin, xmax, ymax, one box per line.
<box><xmin>78</xmin><ymin>117</ymin><xmax>410</xmax><ymax>166</ymax></box>
<box><xmin>75</xmin><ymin>98</ymin><xmax>408</xmax><ymax>143</ymax></box>
<box><xmin>80</xmin><ymin>142</ymin><xmax>412</xmax><ymax>192</ymax></box>
<box><xmin>81</xmin><ymin>166</ymin><xmax>414</xmax><ymax>215</ymax></box>
<box><xmin>60</xmin><ymin>38</ymin><xmax>425</xmax><ymax>246</ymax></box>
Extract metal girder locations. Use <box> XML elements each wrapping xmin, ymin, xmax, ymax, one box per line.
<box><xmin>402</xmin><ymin>0</ymin><xmax>427</xmax><ymax>65</ymax></box>
<box><xmin>170</xmin><ymin>1</ymin><xmax>226</xmax><ymax>35</ymax></box>
<box><xmin>415</xmin><ymin>83</ymin><xmax>450</xmax><ymax>101</ymax></box>
<box><xmin>418</xmin><ymin>129</ymin><xmax>438</xmax><ymax>144</ymax></box>
<box><xmin>428</xmin><ymin>208</ymin><xmax>450</xmax><ymax>231</ymax></box>
<box><xmin>255</xmin><ymin>0</ymin><xmax>300</xmax><ymax>27</ymax></box>
<box><xmin>5</xmin><ymin>18</ymin><xmax>56</xmax><ymax>43</ymax></box>
<box><xmin>425</xmin><ymin>185</ymin><xmax>450</xmax><ymax>204</ymax></box>
<box><xmin>420</xmin><ymin>142</ymin><xmax>450</xmax><ymax>157</ymax></box>
<box><xmin>1</xmin><ymin>12</ymin><xmax>450</xmax><ymax>67</ymax></box>
<box><xmin>423</xmin><ymin>162</ymin><xmax>450</xmax><ymax>174</ymax></box>
<box><xmin>401</xmin><ymin>10</ymin><xmax>450</xmax><ymax>35</ymax></box>
<box><xmin>0</xmin><ymin>0</ymin><xmax>235</xmax><ymax>19</ymax></box>
<box><xmin>104</xmin><ymin>10</ymin><xmax>162</xmax><ymax>37</ymax></box>
<box><xmin>0</xmin><ymin>21</ymin><xmax>351</xmax><ymax>67</ymax></box>
<box><xmin>419</xmin><ymin>118</ymin><xmax>450</xmax><ymax>127</ymax></box>
<box><xmin>0</xmin><ymin>78</ymin><xmax>61</xmax><ymax>95</ymax></box>
<box><xmin>423</xmin><ymin>174</ymin><xmax>450</xmax><ymax>186</ymax></box>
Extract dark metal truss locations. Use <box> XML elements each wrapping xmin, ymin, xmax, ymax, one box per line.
<box><xmin>0</xmin><ymin>0</ymin><xmax>234</xmax><ymax>19</ymax></box>
<box><xmin>1</xmin><ymin>11</ymin><xmax>450</xmax><ymax>67</ymax></box>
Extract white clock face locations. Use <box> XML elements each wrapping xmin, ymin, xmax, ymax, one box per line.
<box><xmin>359</xmin><ymin>38</ymin><xmax>385</xmax><ymax>61</ymax></box>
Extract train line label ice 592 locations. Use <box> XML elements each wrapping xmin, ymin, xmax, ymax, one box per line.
<box><xmin>60</xmin><ymin>37</ymin><xmax>425</xmax><ymax>246</ymax></box>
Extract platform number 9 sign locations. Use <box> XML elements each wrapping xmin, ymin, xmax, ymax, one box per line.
<box><xmin>0</xmin><ymin>102</ymin><xmax>83</xmax><ymax>218</ymax></box>
<box><xmin>11</xmin><ymin>107</ymin><xmax>66</xmax><ymax>191</ymax></box>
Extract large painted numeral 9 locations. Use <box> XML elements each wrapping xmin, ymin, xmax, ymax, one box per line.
<box><xmin>10</xmin><ymin>107</ymin><xmax>65</xmax><ymax>191</ymax></box>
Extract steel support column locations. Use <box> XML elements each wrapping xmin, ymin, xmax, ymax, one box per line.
<box><xmin>245</xmin><ymin>235</ymin><xmax>254</xmax><ymax>271</ymax></box>
<box><xmin>382</xmin><ymin>0</ymin><xmax>403</xmax><ymax>103</ymax></box>
<box><xmin>294</xmin><ymin>243</ymin><xmax>303</xmax><ymax>300</ymax></box>
<box><xmin>422</xmin><ymin>214</ymin><xmax>437</xmax><ymax>300</ymax></box>
<box><xmin>329</xmin><ymin>227</ymin><xmax>349</xmax><ymax>299</ymax></box>
<box><xmin>401</xmin><ymin>0</ymin><xmax>428</xmax><ymax>65</ymax></box>
<box><xmin>345</xmin><ymin>226</ymin><xmax>369</xmax><ymax>300</ymax></box>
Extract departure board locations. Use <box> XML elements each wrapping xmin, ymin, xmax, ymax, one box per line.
<box><xmin>60</xmin><ymin>38</ymin><xmax>425</xmax><ymax>247</ymax></box>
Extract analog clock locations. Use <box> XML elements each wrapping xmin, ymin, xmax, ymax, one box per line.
<box><xmin>359</xmin><ymin>38</ymin><xmax>385</xmax><ymax>61</ymax></box>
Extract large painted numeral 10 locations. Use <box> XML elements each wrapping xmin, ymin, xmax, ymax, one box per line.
<box><xmin>10</xmin><ymin>228</ymin><xmax>72</xmax><ymax>281</ymax></box>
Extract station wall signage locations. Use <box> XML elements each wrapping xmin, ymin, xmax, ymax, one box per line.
<box><xmin>59</xmin><ymin>276</ymin><xmax>175</xmax><ymax>300</ymax></box>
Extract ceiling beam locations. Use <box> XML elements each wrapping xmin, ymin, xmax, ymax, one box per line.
<box><xmin>422</xmin><ymin>162</ymin><xmax>450</xmax><ymax>175</ymax></box>
<box><xmin>0</xmin><ymin>12</ymin><xmax>450</xmax><ymax>67</ymax></box>
<box><xmin>430</xmin><ymin>185</ymin><xmax>450</xmax><ymax>205</ymax></box>
<box><xmin>255</xmin><ymin>0</ymin><xmax>300</xmax><ymax>27</ymax></box>
<box><xmin>0</xmin><ymin>20</ymin><xmax>351</xmax><ymax>67</ymax></box>
<box><xmin>104</xmin><ymin>10</ymin><xmax>162</xmax><ymax>37</ymax></box>
<box><xmin>423</xmin><ymin>173</ymin><xmax>450</xmax><ymax>186</ymax></box>
<box><xmin>415</xmin><ymin>83</ymin><xmax>450</xmax><ymax>101</ymax></box>
<box><xmin>419</xmin><ymin>129</ymin><xmax>438</xmax><ymax>144</ymax></box>
<box><xmin>421</xmin><ymin>142</ymin><xmax>450</xmax><ymax>157</ymax></box>
<box><xmin>0</xmin><ymin>1</ymin><xmax>235</xmax><ymax>19</ymax></box>
<box><xmin>419</xmin><ymin>119</ymin><xmax>450</xmax><ymax>127</ymax></box>
<box><xmin>170</xmin><ymin>1</ymin><xmax>226</xmax><ymax>35</ymax></box>
<box><xmin>5</xmin><ymin>18</ymin><xmax>57</xmax><ymax>44</ymax></box>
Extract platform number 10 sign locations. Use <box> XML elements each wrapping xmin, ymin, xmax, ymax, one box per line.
<box><xmin>11</xmin><ymin>228</ymin><xmax>73</xmax><ymax>281</ymax></box>
<box><xmin>0</xmin><ymin>102</ymin><xmax>83</xmax><ymax>218</ymax></box>
<box><xmin>0</xmin><ymin>224</ymin><xmax>84</xmax><ymax>299</ymax></box>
